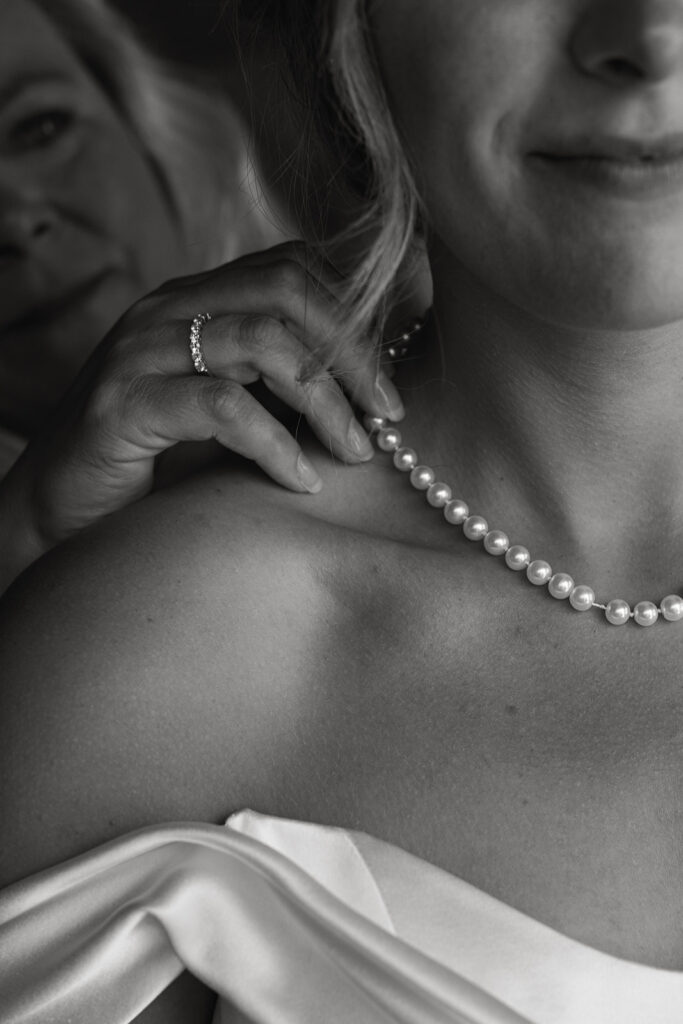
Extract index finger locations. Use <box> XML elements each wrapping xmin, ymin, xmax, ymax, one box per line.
<box><xmin>149</xmin><ymin>244</ymin><xmax>406</xmax><ymax>420</ymax></box>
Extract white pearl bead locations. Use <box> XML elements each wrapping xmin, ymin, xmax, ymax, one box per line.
<box><xmin>505</xmin><ymin>545</ymin><xmax>530</xmax><ymax>571</ymax></box>
<box><xmin>377</xmin><ymin>427</ymin><xmax>401</xmax><ymax>452</ymax></box>
<box><xmin>410</xmin><ymin>465</ymin><xmax>435</xmax><ymax>490</ymax></box>
<box><xmin>426</xmin><ymin>482</ymin><xmax>452</xmax><ymax>508</ymax></box>
<box><xmin>393</xmin><ymin>447</ymin><xmax>418</xmax><ymax>472</ymax></box>
<box><xmin>443</xmin><ymin>499</ymin><xmax>469</xmax><ymax>525</ymax></box>
<box><xmin>527</xmin><ymin>559</ymin><xmax>552</xmax><ymax>586</ymax></box>
<box><xmin>604</xmin><ymin>599</ymin><xmax>631</xmax><ymax>626</ymax></box>
<box><xmin>661</xmin><ymin>594</ymin><xmax>683</xmax><ymax>621</ymax></box>
<box><xmin>569</xmin><ymin>584</ymin><xmax>595</xmax><ymax>611</ymax></box>
<box><xmin>548</xmin><ymin>572</ymin><xmax>574</xmax><ymax>600</ymax></box>
<box><xmin>633</xmin><ymin>600</ymin><xmax>658</xmax><ymax>627</ymax></box>
<box><xmin>363</xmin><ymin>414</ymin><xmax>386</xmax><ymax>433</ymax></box>
<box><xmin>463</xmin><ymin>515</ymin><xmax>488</xmax><ymax>541</ymax></box>
<box><xmin>483</xmin><ymin>530</ymin><xmax>509</xmax><ymax>556</ymax></box>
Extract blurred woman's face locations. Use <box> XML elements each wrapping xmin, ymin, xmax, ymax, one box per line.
<box><xmin>371</xmin><ymin>0</ymin><xmax>683</xmax><ymax>331</ymax></box>
<box><xmin>0</xmin><ymin>0</ymin><xmax>186</xmax><ymax>433</ymax></box>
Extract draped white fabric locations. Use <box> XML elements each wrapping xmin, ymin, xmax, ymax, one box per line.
<box><xmin>0</xmin><ymin>810</ymin><xmax>681</xmax><ymax>1024</ymax></box>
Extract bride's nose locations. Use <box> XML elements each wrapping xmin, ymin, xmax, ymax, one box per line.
<box><xmin>571</xmin><ymin>0</ymin><xmax>683</xmax><ymax>84</ymax></box>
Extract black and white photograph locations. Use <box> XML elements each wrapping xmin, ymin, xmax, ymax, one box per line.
<box><xmin>1</xmin><ymin>1</ymin><xmax>682</xmax><ymax>1021</ymax></box>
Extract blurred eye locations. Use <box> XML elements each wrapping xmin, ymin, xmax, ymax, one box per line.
<box><xmin>10</xmin><ymin>109</ymin><xmax>75</xmax><ymax>151</ymax></box>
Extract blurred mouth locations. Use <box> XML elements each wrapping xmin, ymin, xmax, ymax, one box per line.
<box><xmin>4</xmin><ymin>272</ymin><xmax>112</xmax><ymax>336</ymax></box>
<box><xmin>528</xmin><ymin>134</ymin><xmax>683</xmax><ymax>198</ymax></box>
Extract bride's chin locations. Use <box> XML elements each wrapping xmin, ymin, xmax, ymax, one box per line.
<box><xmin>434</xmin><ymin>230</ymin><xmax>683</xmax><ymax>334</ymax></box>
<box><xmin>516</xmin><ymin>261</ymin><xmax>683</xmax><ymax>334</ymax></box>
<box><xmin>565</xmin><ymin>297</ymin><xmax>683</xmax><ymax>335</ymax></box>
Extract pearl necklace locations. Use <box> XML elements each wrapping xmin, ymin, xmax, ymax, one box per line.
<box><xmin>368</xmin><ymin>317</ymin><xmax>683</xmax><ymax>626</ymax></box>
<box><xmin>366</xmin><ymin>414</ymin><xmax>683</xmax><ymax>627</ymax></box>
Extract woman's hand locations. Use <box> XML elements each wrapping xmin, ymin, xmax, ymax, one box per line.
<box><xmin>0</xmin><ymin>242</ymin><xmax>406</xmax><ymax>592</ymax></box>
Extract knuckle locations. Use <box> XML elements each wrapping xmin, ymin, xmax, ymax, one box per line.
<box><xmin>83</xmin><ymin>377</ymin><xmax>126</xmax><ymax>430</ymax></box>
<box><xmin>105</xmin><ymin>309</ymin><xmax>166</xmax><ymax>370</ymax></box>
<box><xmin>237</xmin><ymin>313</ymin><xmax>290</xmax><ymax>362</ymax></box>
<box><xmin>102</xmin><ymin>331</ymin><xmax>141</xmax><ymax>368</ymax></box>
<box><xmin>117</xmin><ymin>292</ymin><xmax>159</xmax><ymax>328</ymax></box>
<box><xmin>202</xmin><ymin>380</ymin><xmax>249</xmax><ymax>425</ymax></box>
<box><xmin>237</xmin><ymin>314</ymin><xmax>286</xmax><ymax>357</ymax></box>
<box><xmin>296</xmin><ymin>357</ymin><xmax>335</xmax><ymax>392</ymax></box>
<box><xmin>84</xmin><ymin>374</ymin><xmax>156</xmax><ymax>436</ymax></box>
<box><xmin>267</xmin><ymin>258</ymin><xmax>305</xmax><ymax>297</ymax></box>
<box><xmin>296</xmin><ymin>364</ymin><xmax>341</xmax><ymax>413</ymax></box>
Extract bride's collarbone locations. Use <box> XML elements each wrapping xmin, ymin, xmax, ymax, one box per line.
<box><xmin>184</xmin><ymin>470</ymin><xmax>681</xmax><ymax>785</ymax></box>
<box><xmin>293</xmin><ymin>548</ymin><xmax>683</xmax><ymax>970</ymax></box>
<box><xmin>319</xmin><ymin>521</ymin><xmax>683</xmax><ymax>690</ymax></box>
<box><xmin>319</xmin><ymin>560</ymin><xmax>683</xmax><ymax>783</ymax></box>
<box><xmin>309</xmin><ymin>538</ymin><xmax>682</xmax><ymax>815</ymax></box>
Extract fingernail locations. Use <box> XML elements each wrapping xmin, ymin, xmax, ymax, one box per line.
<box><xmin>296</xmin><ymin>453</ymin><xmax>323</xmax><ymax>493</ymax></box>
<box><xmin>346</xmin><ymin>419</ymin><xmax>374</xmax><ymax>460</ymax></box>
<box><xmin>374</xmin><ymin>375</ymin><xmax>405</xmax><ymax>421</ymax></box>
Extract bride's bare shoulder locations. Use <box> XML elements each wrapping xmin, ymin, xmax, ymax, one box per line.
<box><xmin>4</xmin><ymin>465</ymin><xmax>330</xmax><ymax>640</ymax></box>
<box><xmin>0</xmin><ymin>467</ymin><xmax>341</xmax><ymax>886</ymax></box>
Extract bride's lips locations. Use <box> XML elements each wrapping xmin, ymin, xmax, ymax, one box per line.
<box><xmin>528</xmin><ymin>133</ymin><xmax>683</xmax><ymax>199</ymax></box>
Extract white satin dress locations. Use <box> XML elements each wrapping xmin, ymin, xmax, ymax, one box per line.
<box><xmin>1</xmin><ymin>810</ymin><xmax>681</xmax><ymax>1024</ymax></box>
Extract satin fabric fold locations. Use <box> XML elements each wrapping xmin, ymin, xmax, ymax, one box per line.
<box><xmin>228</xmin><ymin>812</ymin><xmax>683</xmax><ymax>1024</ymax></box>
<box><xmin>1</xmin><ymin>812</ymin><xmax>681</xmax><ymax>1023</ymax></box>
<box><xmin>0</xmin><ymin>820</ymin><xmax>529</xmax><ymax>1024</ymax></box>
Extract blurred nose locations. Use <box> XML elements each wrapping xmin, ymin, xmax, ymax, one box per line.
<box><xmin>0</xmin><ymin>186</ymin><xmax>54</xmax><ymax>263</ymax></box>
<box><xmin>571</xmin><ymin>0</ymin><xmax>683</xmax><ymax>84</ymax></box>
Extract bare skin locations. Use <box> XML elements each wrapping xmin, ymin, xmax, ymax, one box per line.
<box><xmin>1</xmin><ymin>438</ymin><xmax>681</xmax><ymax>967</ymax></box>
<box><xmin>3</xmin><ymin>2</ymin><xmax>683</xmax><ymax>1021</ymax></box>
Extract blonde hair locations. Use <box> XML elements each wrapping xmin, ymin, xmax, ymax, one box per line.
<box><xmin>33</xmin><ymin>0</ymin><xmax>279</xmax><ymax>267</ymax></box>
<box><xmin>327</xmin><ymin>1</ymin><xmax>422</xmax><ymax>338</ymax></box>
<box><xmin>238</xmin><ymin>0</ymin><xmax>422</xmax><ymax>346</ymax></box>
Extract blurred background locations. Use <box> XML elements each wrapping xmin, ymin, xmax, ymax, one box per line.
<box><xmin>110</xmin><ymin>0</ymin><xmax>279</xmax><ymax>205</ymax></box>
<box><xmin>114</xmin><ymin>1</ymin><xmax>225</xmax><ymax>57</ymax></box>
<box><xmin>112</xmin><ymin>1</ymin><xmax>240</xmax><ymax>84</ymax></box>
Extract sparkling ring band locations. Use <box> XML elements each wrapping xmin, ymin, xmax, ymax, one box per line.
<box><xmin>189</xmin><ymin>313</ymin><xmax>212</xmax><ymax>375</ymax></box>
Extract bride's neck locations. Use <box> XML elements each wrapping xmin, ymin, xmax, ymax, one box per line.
<box><xmin>393</xmin><ymin>255</ymin><xmax>683</xmax><ymax>593</ymax></box>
